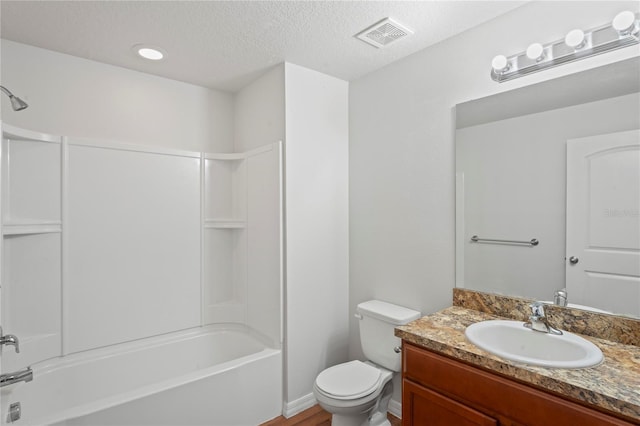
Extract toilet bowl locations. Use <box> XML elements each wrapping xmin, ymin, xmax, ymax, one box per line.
<box><xmin>314</xmin><ymin>360</ymin><xmax>393</xmax><ymax>425</ymax></box>
<box><xmin>312</xmin><ymin>300</ymin><xmax>421</xmax><ymax>426</ymax></box>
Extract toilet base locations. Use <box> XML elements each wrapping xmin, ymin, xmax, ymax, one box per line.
<box><xmin>368</xmin><ymin>411</ymin><xmax>391</xmax><ymax>426</ymax></box>
<box><xmin>330</xmin><ymin>411</ymin><xmax>390</xmax><ymax>426</ymax></box>
<box><xmin>328</xmin><ymin>380</ymin><xmax>394</xmax><ymax>426</ymax></box>
<box><xmin>330</xmin><ymin>412</ymin><xmax>369</xmax><ymax>426</ymax></box>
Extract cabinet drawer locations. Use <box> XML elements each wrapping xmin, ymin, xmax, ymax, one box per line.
<box><xmin>403</xmin><ymin>343</ymin><xmax>634</xmax><ymax>426</ymax></box>
<box><xmin>403</xmin><ymin>379</ymin><xmax>497</xmax><ymax>426</ymax></box>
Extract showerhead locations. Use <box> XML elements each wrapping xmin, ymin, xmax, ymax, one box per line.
<box><xmin>9</xmin><ymin>95</ymin><xmax>28</xmax><ymax>111</ymax></box>
<box><xmin>0</xmin><ymin>85</ymin><xmax>29</xmax><ymax>111</ymax></box>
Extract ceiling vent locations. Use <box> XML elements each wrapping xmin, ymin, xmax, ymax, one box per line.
<box><xmin>355</xmin><ymin>18</ymin><xmax>413</xmax><ymax>49</ymax></box>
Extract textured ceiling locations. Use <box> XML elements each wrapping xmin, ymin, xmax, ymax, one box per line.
<box><xmin>0</xmin><ymin>1</ymin><xmax>526</xmax><ymax>92</ymax></box>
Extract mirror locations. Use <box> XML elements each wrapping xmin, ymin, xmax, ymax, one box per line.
<box><xmin>455</xmin><ymin>58</ymin><xmax>640</xmax><ymax>318</ymax></box>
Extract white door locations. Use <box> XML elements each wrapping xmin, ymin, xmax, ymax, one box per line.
<box><xmin>566</xmin><ymin>130</ymin><xmax>640</xmax><ymax>317</ymax></box>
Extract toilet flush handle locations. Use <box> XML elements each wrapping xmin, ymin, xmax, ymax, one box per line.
<box><xmin>394</xmin><ymin>346</ymin><xmax>402</xmax><ymax>354</ymax></box>
<box><xmin>354</xmin><ymin>313</ymin><xmax>363</xmax><ymax>320</ymax></box>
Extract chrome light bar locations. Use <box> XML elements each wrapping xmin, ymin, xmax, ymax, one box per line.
<box><xmin>491</xmin><ymin>11</ymin><xmax>639</xmax><ymax>83</ymax></box>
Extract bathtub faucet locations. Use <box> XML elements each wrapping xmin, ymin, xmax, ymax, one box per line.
<box><xmin>0</xmin><ymin>327</ymin><xmax>21</xmax><ymax>353</ymax></box>
<box><xmin>0</xmin><ymin>367</ymin><xmax>33</xmax><ymax>388</ymax></box>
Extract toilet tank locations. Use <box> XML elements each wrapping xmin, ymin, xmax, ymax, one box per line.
<box><xmin>357</xmin><ymin>300</ymin><xmax>421</xmax><ymax>372</ymax></box>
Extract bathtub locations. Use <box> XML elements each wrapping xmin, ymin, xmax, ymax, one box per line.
<box><xmin>0</xmin><ymin>325</ymin><xmax>282</xmax><ymax>425</ymax></box>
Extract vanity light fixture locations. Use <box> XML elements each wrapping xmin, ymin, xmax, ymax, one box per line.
<box><xmin>612</xmin><ymin>10</ymin><xmax>638</xmax><ymax>35</ymax></box>
<box><xmin>133</xmin><ymin>44</ymin><xmax>166</xmax><ymax>61</ymax></box>
<box><xmin>491</xmin><ymin>55</ymin><xmax>510</xmax><ymax>73</ymax></box>
<box><xmin>564</xmin><ymin>29</ymin><xmax>587</xmax><ymax>50</ymax></box>
<box><xmin>491</xmin><ymin>10</ymin><xmax>639</xmax><ymax>82</ymax></box>
<box><xmin>525</xmin><ymin>43</ymin><xmax>545</xmax><ymax>61</ymax></box>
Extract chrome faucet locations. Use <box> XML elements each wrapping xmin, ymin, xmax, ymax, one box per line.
<box><xmin>0</xmin><ymin>334</ymin><xmax>20</xmax><ymax>353</ymax></box>
<box><xmin>553</xmin><ymin>288</ymin><xmax>568</xmax><ymax>307</ymax></box>
<box><xmin>524</xmin><ymin>302</ymin><xmax>563</xmax><ymax>335</ymax></box>
<box><xmin>0</xmin><ymin>327</ymin><xmax>20</xmax><ymax>353</ymax></box>
<box><xmin>0</xmin><ymin>367</ymin><xmax>33</xmax><ymax>388</ymax></box>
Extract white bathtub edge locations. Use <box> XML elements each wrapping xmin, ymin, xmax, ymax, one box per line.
<box><xmin>38</xmin><ymin>348</ymin><xmax>279</xmax><ymax>426</ymax></box>
<box><xmin>29</xmin><ymin>347</ymin><xmax>280</xmax><ymax>426</ymax></box>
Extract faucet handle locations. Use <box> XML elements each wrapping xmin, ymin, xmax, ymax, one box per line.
<box><xmin>529</xmin><ymin>301</ymin><xmax>546</xmax><ymax>318</ymax></box>
<box><xmin>0</xmin><ymin>328</ymin><xmax>20</xmax><ymax>353</ymax></box>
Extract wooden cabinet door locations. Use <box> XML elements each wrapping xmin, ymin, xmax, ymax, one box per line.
<box><xmin>403</xmin><ymin>379</ymin><xmax>497</xmax><ymax>426</ymax></box>
<box><xmin>402</xmin><ymin>343</ymin><xmax>636</xmax><ymax>426</ymax></box>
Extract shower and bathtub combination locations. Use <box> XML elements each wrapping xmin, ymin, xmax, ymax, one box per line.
<box><xmin>0</xmin><ymin>123</ymin><xmax>284</xmax><ymax>425</ymax></box>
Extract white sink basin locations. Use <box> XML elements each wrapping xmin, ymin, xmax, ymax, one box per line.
<box><xmin>465</xmin><ymin>320</ymin><xmax>603</xmax><ymax>369</ymax></box>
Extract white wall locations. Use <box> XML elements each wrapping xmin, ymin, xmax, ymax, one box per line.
<box><xmin>234</xmin><ymin>63</ymin><xmax>349</xmax><ymax>415</ymax></box>
<box><xmin>349</xmin><ymin>0</ymin><xmax>639</xmax><ymax>406</ymax></box>
<box><xmin>1</xmin><ymin>40</ymin><xmax>234</xmax><ymax>153</ymax></box>
<box><xmin>283</xmin><ymin>63</ymin><xmax>349</xmax><ymax>411</ymax></box>
<box><xmin>234</xmin><ymin>64</ymin><xmax>285</xmax><ymax>152</ymax></box>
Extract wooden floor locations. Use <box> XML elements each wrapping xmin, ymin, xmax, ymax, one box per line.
<box><xmin>261</xmin><ymin>404</ymin><xmax>401</xmax><ymax>426</ymax></box>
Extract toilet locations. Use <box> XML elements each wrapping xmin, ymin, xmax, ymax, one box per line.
<box><xmin>313</xmin><ymin>300</ymin><xmax>421</xmax><ymax>426</ymax></box>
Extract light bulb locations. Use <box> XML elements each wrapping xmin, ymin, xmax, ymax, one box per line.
<box><xmin>132</xmin><ymin>44</ymin><xmax>166</xmax><ymax>61</ymax></box>
<box><xmin>491</xmin><ymin>55</ymin><xmax>509</xmax><ymax>72</ymax></box>
<box><xmin>526</xmin><ymin>43</ymin><xmax>545</xmax><ymax>61</ymax></box>
<box><xmin>138</xmin><ymin>47</ymin><xmax>164</xmax><ymax>60</ymax></box>
<box><xmin>612</xmin><ymin>11</ymin><xmax>636</xmax><ymax>34</ymax></box>
<box><xmin>565</xmin><ymin>29</ymin><xmax>586</xmax><ymax>49</ymax></box>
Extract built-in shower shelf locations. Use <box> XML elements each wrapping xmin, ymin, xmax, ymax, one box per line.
<box><xmin>204</xmin><ymin>219</ymin><xmax>246</xmax><ymax>229</ymax></box>
<box><xmin>2</xmin><ymin>221</ymin><xmax>62</xmax><ymax>235</ymax></box>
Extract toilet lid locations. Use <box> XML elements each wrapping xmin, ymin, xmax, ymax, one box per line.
<box><xmin>316</xmin><ymin>360</ymin><xmax>381</xmax><ymax>399</ymax></box>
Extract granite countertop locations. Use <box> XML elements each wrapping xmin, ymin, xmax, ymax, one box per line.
<box><xmin>395</xmin><ymin>305</ymin><xmax>640</xmax><ymax>422</ymax></box>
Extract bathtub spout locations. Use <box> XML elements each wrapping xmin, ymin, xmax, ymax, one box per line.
<box><xmin>0</xmin><ymin>367</ymin><xmax>33</xmax><ymax>388</ymax></box>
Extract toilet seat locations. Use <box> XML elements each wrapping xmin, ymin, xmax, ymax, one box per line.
<box><xmin>315</xmin><ymin>360</ymin><xmax>382</xmax><ymax>400</ymax></box>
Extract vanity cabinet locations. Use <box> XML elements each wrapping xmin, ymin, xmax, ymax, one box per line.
<box><xmin>402</xmin><ymin>342</ymin><xmax>635</xmax><ymax>426</ymax></box>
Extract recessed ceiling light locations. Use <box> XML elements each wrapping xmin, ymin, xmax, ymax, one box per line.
<box><xmin>133</xmin><ymin>44</ymin><xmax>166</xmax><ymax>61</ymax></box>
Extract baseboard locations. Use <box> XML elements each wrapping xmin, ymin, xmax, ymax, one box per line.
<box><xmin>283</xmin><ymin>393</ymin><xmax>317</xmax><ymax>418</ymax></box>
<box><xmin>284</xmin><ymin>393</ymin><xmax>401</xmax><ymax>420</ymax></box>
<box><xmin>388</xmin><ymin>398</ymin><xmax>402</xmax><ymax>419</ymax></box>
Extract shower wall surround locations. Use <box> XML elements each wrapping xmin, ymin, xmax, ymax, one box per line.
<box><xmin>1</xmin><ymin>123</ymin><xmax>282</xmax><ymax>371</ymax></box>
<box><xmin>65</xmin><ymin>141</ymin><xmax>201</xmax><ymax>353</ymax></box>
<box><xmin>1</xmin><ymin>127</ymin><xmax>62</xmax><ymax>370</ymax></box>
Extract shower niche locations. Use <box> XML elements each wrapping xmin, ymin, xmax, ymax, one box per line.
<box><xmin>204</xmin><ymin>153</ymin><xmax>247</xmax><ymax>324</ymax></box>
<box><xmin>203</xmin><ymin>145</ymin><xmax>283</xmax><ymax>338</ymax></box>
<box><xmin>1</xmin><ymin>123</ymin><xmax>283</xmax><ymax>371</ymax></box>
